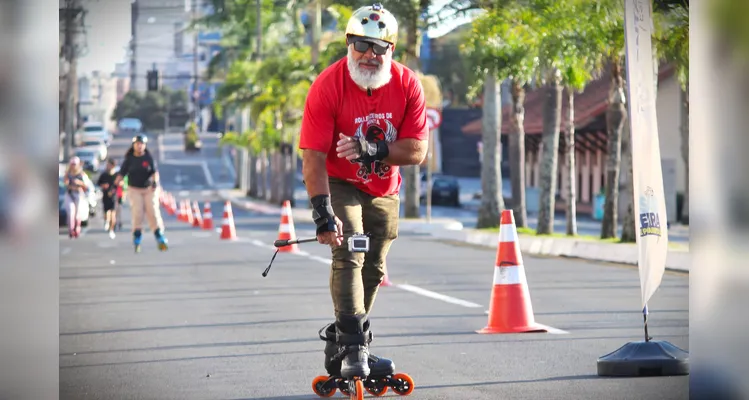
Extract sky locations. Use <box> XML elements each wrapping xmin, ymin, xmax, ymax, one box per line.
<box><xmin>76</xmin><ymin>0</ymin><xmax>132</xmax><ymax>76</ymax></box>
<box><xmin>76</xmin><ymin>0</ymin><xmax>477</xmax><ymax>78</ymax></box>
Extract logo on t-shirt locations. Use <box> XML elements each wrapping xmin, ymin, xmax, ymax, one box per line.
<box><xmin>142</xmin><ymin>161</ymin><xmax>150</xmax><ymax>168</ymax></box>
<box><xmin>350</xmin><ymin>113</ymin><xmax>397</xmax><ymax>182</ymax></box>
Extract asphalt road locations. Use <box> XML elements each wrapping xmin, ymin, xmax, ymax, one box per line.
<box><xmin>59</xmin><ymin>134</ymin><xmax>689</xmax><ymax>399</ymax></box>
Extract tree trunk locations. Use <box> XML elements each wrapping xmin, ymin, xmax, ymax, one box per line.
<box><xmin>259</xmin><ymin>149</ymin><xmax>267</xmax><ymax>200</ymax></box>
<box><xmin>679</xmin><ymin>84</ymin><xmax>689</xmax><ymax>224</ymax></box>
<box><xmin>310</xmin><ymin>0</ymin><xmax>321</xmax><ymax>65</ymax></box>
<box><xmin>536</xmin><ymin>71</ymin><xmax>563</xmax><ymax>235</ymax></box>
<box><xmin>509</xmin><ymin>79</ymin><xmax>527</xmax><ymax>228</ymax></box>
<box><xmin>476</xmin><ymin>74</ymin><xmax>504</xmax><ymax>229</ymax></box>
<box><xmin>565</xmin><ymin>90</ymin><xmax>577</xmax><ymax>236</ymax></box>
<box><xmin>249</xmin><ymin>152</ymin><xmax>258</xmax><ymax>197</ymax></box>
<box><xmin>402</xmin><ymin>12</ymin><xmax>422</xmax><ymax>219</ymax></box>
<box><xmin>601</xmin><ymin>60</ymin><xmax>627</xmax><ymax>239</ymax></box>
<box><xmin>620</xmin><ymin>119</ymin><xmax>636</xmax><ymax>242</ymax></box>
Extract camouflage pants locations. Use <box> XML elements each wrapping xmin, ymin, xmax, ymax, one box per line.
<box><xmin>328</xmin><ymin>177</ymin><xmax>400</xmax><ymax>318</ymax></box>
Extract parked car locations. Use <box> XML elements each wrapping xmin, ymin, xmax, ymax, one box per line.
<box><xmin>76</xmin><ymin>121</ymin><xmax>112</xmax><ymax>146</ymax></box>
<box><xmin>74</xmin><ymin>148</ymin><xmax>100</xmax><ymax>172</ymax></box>
<box><xmin>117</xmin><ymin>118</ymin><xmax>143</xmax><ymax>135</ymax></box>
<box><xmin>420</xmin><ymin>174</ymin><xmax>460</xmax><ymax>207</ymax></box>
<box><xmin>78</xmin><ymin>138</ymin><xmax>108</xmax><ymax>161</ymax></box>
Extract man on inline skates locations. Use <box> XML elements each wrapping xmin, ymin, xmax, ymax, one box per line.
<box><xmin>298</xmin><ymin>2</ymin><xmax>428</xmax><ymax>388</ymax></box>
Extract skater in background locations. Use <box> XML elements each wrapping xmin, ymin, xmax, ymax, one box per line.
<box><xmin>115</xmin><ymin>135</ymin><xmax>168</xmax><ymax>251</ymax></box>
<box><xmin>97</xmin><ymin>158</ymin><xmax>119</xmax><ymax>239</ymax></box>
<box><xmin>62</xmin><ymin>157</ymin><xmax>89</xmax><ymax>238</ymax></box>
<box><xmin>299</xmin><ymin>3</ymin><xmax>428</xmax><ymax>382</ymax></box>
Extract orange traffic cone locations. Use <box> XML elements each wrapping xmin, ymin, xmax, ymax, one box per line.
<box><xmin>166</xmin><ymin>193</ymin><xmax>175</xmax><ymax>216</ymax></box>
<box><xmin>176</xmin><ymin>200</ymin><xmax>185</xmax><ymax>222</ymax></box>
<box><xmin>192</xmin><ymin>201</ymin><xmax>203</xmax><ymax>228</ymax></box>
<box><xmin>184</xmin><ymin>200</ymin><xmax>194</xmax><ymax>225</ymax></box>
<box><xmin>220</xmin><ymin>201</ymin><xmax>237</xmax><ymax>240</ymax></box>
<box><xmin>477</xmin><ymin>210</ymin><xmax>547</xmax><ymax>334</ymax></box>
<box><xmin>276</xmin><ymin>200</ymin><xmax>298</xmax><ymax>253</ymax></box>
<box><xmin>202</xmin><ymin>202</ymin><xmax>213</xmax><ymax>230</ymax></box>
<box><xmin>380</xmin><ymin>268</ymin><xmax>393</xmax><ymax>286</ymax></box>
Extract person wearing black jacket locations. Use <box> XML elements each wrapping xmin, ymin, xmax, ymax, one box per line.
<box><xmin>115</xmin><ymin>135</ymin><xmax>168</xmax><ymax>252</ymax></box>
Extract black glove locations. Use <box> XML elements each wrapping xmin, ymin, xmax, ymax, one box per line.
<box><xmin>310</xmin><ymin>194</ymin><xmax>337</xmax><ymax>235</ymax></box>
<box><xmin>353</xmin><ymin>136</ymin><xmax>389</xmax><ymax>164</ymax></box>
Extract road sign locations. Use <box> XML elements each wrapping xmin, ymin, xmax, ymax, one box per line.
<box><xmin>426</xmin><ymin>107</ymin><xmax>442</xmax><ymax>130</ymax></box>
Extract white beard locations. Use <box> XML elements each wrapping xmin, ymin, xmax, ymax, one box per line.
<box><xmin>346</xmin><ymin>46</ymin><xmax>392</xmax><ymax>90</ymax></box>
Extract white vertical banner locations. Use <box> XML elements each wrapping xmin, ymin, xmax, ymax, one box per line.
<box><xmin>623</xmin><ymin>0</ymin><xmax>669</xmax><ymax>309</ymax></box>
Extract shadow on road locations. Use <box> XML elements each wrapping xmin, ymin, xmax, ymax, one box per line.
<box><xmin>417</xmin><ymin>374</ymin><xmax>602</xmax><ymax>390</ymax></box>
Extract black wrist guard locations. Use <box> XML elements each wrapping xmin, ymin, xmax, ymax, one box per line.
<box><xmin>356</xmin><ymin>136</ymin><xmax>389</xmax><ymax>162</ymax></box>
<box><xmin>310</xmin><ymin>194</ymin><xmax>337</xmax><ymax>235</ymax></box>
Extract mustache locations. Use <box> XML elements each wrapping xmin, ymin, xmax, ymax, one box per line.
<box><xmin>357</xmin><ymin>59</ymin><xmax>381</xmax><ymax>66</ymax></box>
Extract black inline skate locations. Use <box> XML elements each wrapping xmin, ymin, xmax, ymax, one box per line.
<box><xmin>133</xmin><ymin>229</ymin><xmax>142</xmax><ymax>253</ymax></box>
<box><xmin>311</xmin><ymin>314</ymin><xmax>415</xmax><ymax>399</ymax></box>
<box><xmin>154</xmin><ymin>228</ymin><xmax>168</xmax><ymax>251</ymax></box>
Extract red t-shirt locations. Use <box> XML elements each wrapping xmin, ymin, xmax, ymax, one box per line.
<box><xmin>298</xmin><ymin>57</ymin><xmax>429</xmax><ymax>197</ymax></box>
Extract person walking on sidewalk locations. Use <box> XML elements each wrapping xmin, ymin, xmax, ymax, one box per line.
<box><xmin>97</xmin><ymin>158</ymin><xmax>119</xmax><ymax>239</ymax></box>
<box><xmin>63</xmin><ymin>156</ymin><xmax>89</xmax><ymax>238</ymax></box>
<box><xmin>115</xmin><ymin>135</ymin><xmax>168</xmax><ymax>251</ymax></box>
<box><xmin>298</xmin><ymin>3</ymin><xmax>428</xmax><ymax>381</ymax></box>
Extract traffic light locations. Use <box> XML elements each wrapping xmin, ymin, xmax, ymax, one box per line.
<box><xmin>147</xmin><ymin>69</ymin><xmax>160</xmax><ymax>91</ymax></box>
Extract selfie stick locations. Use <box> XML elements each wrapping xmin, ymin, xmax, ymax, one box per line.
<box><xmin>263</xmin><ymin>235</ymin><xmax>344</xmax><ymax>277</ymax></box>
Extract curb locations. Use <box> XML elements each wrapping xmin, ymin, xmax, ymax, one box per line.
<box><xmin>217</xmin><ymin>190</ymin><xmax>688</xmax><ymax>273</ymax></box>
<box><xmin>429</xmin><ymin>228</ymin><xmax>689</xmax><ymax>273</ymax></box>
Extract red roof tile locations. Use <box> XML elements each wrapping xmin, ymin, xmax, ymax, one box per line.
<box><xmin>461</xmin><ymin>63</ymin><xmax>676</xmax><ymax>136</ymax></box>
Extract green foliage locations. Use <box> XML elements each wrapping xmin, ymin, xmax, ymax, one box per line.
<box><xmin>461</xmin><ymin>1</ymin><xmax>540</xmax><ymax>98</ymax></box>
<box><xmin>709</xmin><ymin>0</ymin><xmax>749</xmax><ymax>67</ymax></box>
<box><xmin>111</xmin><ymin>89</ymin><xmax>190</xmax><ymax>130</ymax></box>
<box><xmin>654</xmin><ymin>2</ymin><xmax>688</xmax><ymax>90</ymax></box>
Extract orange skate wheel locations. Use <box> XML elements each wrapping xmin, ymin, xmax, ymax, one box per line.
<box><xmin>365</xmin><ymin>378</ymin><xmax>388</xmax><ymax>396</ymax></box>
<box><xmin>391</xmin><ymin>373</ymin><xmax>415</xmax><ymax>396</ymax></box>
<box><xmin>352</xmin><ymin>378</ymin><xmax>364</xmax><ymax>400</ymax></box>
<box><xmin>311</xmin><ymin>375</ymin><xmax>336</xmax><ymax>398</ymax></box>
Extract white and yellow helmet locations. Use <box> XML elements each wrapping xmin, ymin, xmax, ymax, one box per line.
<box><xmin>345</xmin><ymin>3</ymin><xmax>399</xmax><ymax>48</ymax></box>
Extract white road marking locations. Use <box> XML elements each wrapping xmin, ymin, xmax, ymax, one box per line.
<box><xmin>309</xmin><ymin>256</ymin><xmax>331</xmax><ymax>265</ymax></box>
<box><xmin>201</xmin><ymin>161</ymin><xmax>214</xmax><ymax>188</ymax></box>
<box><xmin>192</xmin><ymin>232</ymin><xmax>212</xmax><ymax>238</ymax></box>
<box><xmin>534</xmin><ymin>324</ymin><xmax>569</xmax><ymax>335</ymax></box>
<box><xmin>232</xmin><ymin>236</ymin><xmax>569</xmax><ymax>333</ymax></box>
<box><xmin>222</xmin><ymin>149</ymin><xmax>237</xmax><ymax>181</ymax></box>
<box><xmin>61</xmin><ymin>247</ymin><xmax>71</xmax><ymax>255</ymax></box>
<box><xmin>201</xmin><ymin>190</ymin><xmax>212</xmax><ymax>196</ymax></box>
<box><xmin>481</xmin><ymin>310</ymin><xmax>570</xmax><ymax>334</ymax></box>
<box><xmin>179</xmin><ymin>191</ymin><xmax>189</xmax><ymax>197</ymax></box>
<box><xmin>397</xmin><ymin>283</ymin><xmax>484</xmax><ymax>308</ymax></box>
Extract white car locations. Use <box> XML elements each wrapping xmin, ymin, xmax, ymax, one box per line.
<box><xmin>77</xmin><ymin>122</ymin><xmax>112</xmax><ymax>147</ymax></box>
<box><xmin>78</xmin><ymin>138</ymin><xmax>108</xmax><ymax>161</ymax></box>
<box><xmin>74</xmin><ymin>148</ymin><xmax>100</xmax><ymax>172</ymax></box>
<box><xmin>118</xmin><ymin>118</ymin><xmax>143</xmax><ymax>135</ymax></box>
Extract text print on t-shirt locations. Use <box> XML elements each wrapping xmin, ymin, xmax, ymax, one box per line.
<box><xmin>351</xmin><ymin>112</ymin><xmax>398</xmax><ymax>182</ymax></box>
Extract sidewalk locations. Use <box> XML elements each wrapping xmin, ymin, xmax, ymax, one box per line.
<box><xmin>217</xmin><ymin>189</ymin><xmax>689</xmax><ymax>273</ymax></box>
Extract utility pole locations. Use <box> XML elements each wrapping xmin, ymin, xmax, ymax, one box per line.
<box><xmin>192</xmin><ymin>0</ymin><xmax>200</xmax><ymax>129</ymax></box>
<box><xmin>62</xmin><ymin>0</ymin><xmax>82</xmax><ymax>162</ymax></box>
<box><xmin>130</xmin><ymin>0</ymin><xmax>138</xmax><ymax>91</ymax></box>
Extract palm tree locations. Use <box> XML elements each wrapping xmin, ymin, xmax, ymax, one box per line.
<box><xmin>557</xmin><ymin>0</ymin><xmax>610</xmax><ymax>236</ymax></box>
<box><xmin>594</xmin><ymin>0</ymin><xmax>627</xmax><ymax>240</ymax></box>
<box><xmin>462</xmin><ymin>2</ymin><xmax>540</xmax><ymax>229</ymax></box>
<box><xmin>654</xmin><ymin>1</ymin><xmax>688</xmax><ymax>224</ymax></box>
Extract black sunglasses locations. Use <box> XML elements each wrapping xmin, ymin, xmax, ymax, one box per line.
<box><xmin>352</xmin><ymin>40</ymin><xmax>389</xmax><ymax>56</ymax></box>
